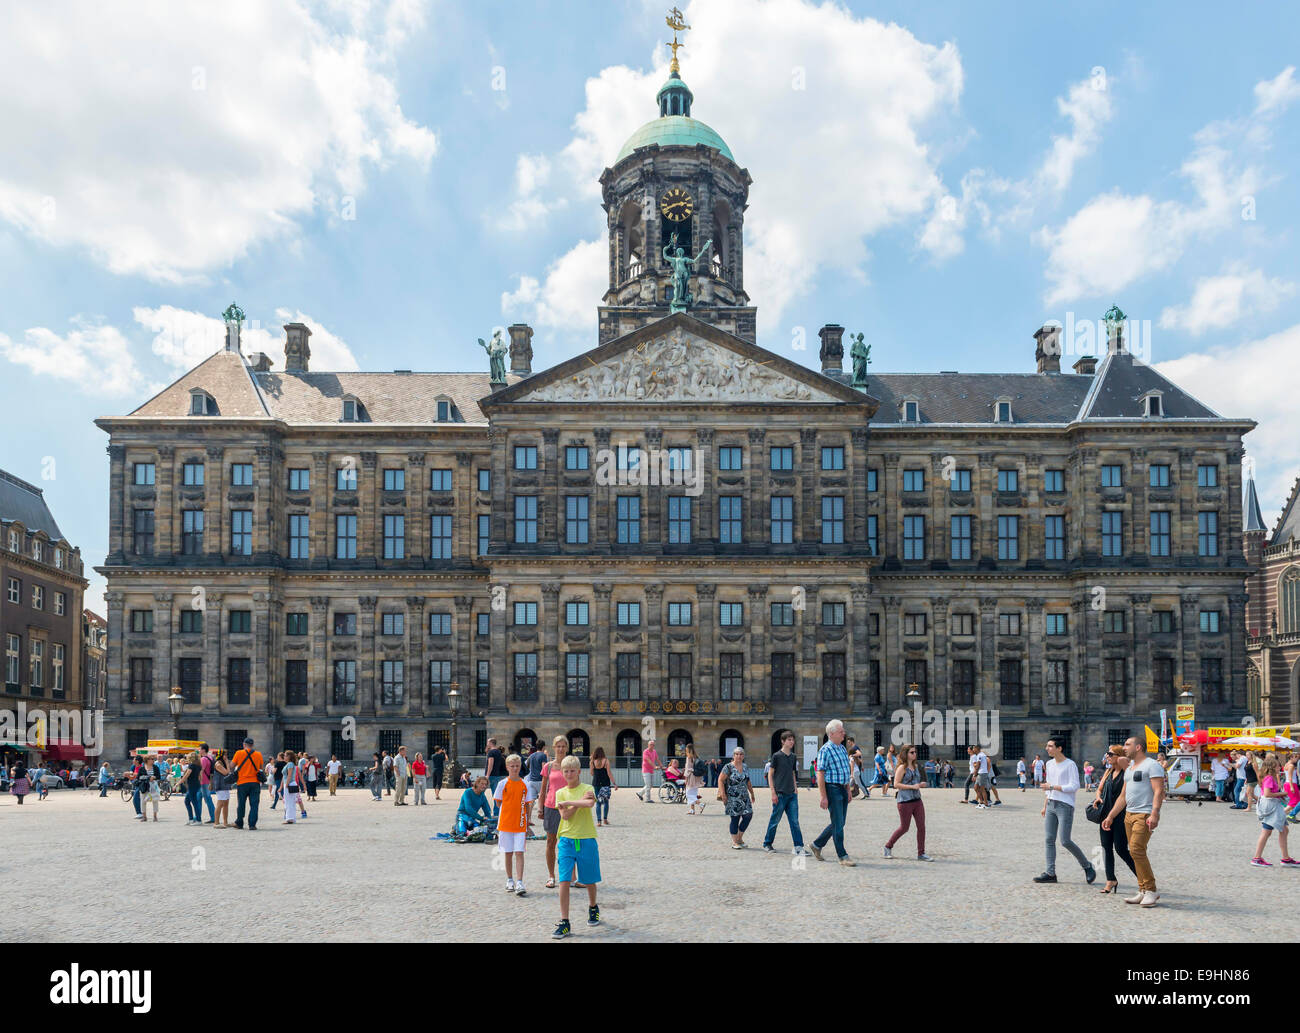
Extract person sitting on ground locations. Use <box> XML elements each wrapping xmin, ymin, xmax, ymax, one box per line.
<box><xmin>456</xmin><ymin>776</ymin><xmax>493</xmax><ymax>836</ymax></box>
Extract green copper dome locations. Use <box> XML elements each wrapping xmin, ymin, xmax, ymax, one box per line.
<box><xmin>615</xmin><ymin>115</ymin><xmax>734</xmax><ymax>163</ymax></box>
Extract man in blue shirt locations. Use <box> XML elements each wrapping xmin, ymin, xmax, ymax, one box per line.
<box><xmin>810</xmin><ymin>719</ymin><xmax>855</xmax><ymax>866</ymax></box>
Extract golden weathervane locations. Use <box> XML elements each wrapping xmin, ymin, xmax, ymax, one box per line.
<box><xmin>666</xmin><ymin>6</ymin><xmax>690</xmax><ymax>74</ymax></box>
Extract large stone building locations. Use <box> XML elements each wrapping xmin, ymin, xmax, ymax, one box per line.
<box><xmin>1</xmin><ymin>468</ymin><xmax>88</xmax><ymax>767</ymax></box>
<box><xmin>96</xmin><ymin>56</ymin><xmax>1255</xmax><ymax>775</ymax></box>
<box><xmin>1243</xmin><ymin>474</ymin><xmax>1300</xmax><ymax>725</ymax></box>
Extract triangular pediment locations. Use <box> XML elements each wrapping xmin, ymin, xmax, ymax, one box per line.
<box><xmin>487</xmin><ymin>313</ymin><xmax>874</xmax><ymax>409</ymax></box>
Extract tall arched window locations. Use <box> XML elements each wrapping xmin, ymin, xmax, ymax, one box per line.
<box><xmin>1279</xmin><ymin>567</ymin><xmax>1300</xmax><ymax>634</ymax></box>
<box><xmin>1246</xmin><ymin>663</ymin><xmax>1262</xmax><ymax>721</ymax></box>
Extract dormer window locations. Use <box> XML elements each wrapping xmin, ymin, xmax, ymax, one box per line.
<box><xmin>903</xmin><ymin>399</ymin><xmax>920</xmax><ymax>423</ymax></box>
<box><xmin>435</xmin><ymin>396</ymin><xmax>462</xmax><ymax>423</ymax></box>
<box><xmin>6</xmin><ymin>529</ymin><xmax>16</xmax><ymax>552</ymax></box>
<box><xmin>189</xmin><ymin>390</ymin><xmax>217</xmax><ymax>416</ymax></box>
<box><xmin>995</xmin><ymin>398</ymin><xmax>1013</xmax><ymax>423</ymax></box>
<box><xmin>1142</xmin><ymin>391</ymin><xmax>1163</xmax><ymax>417</ymax></box>
<box><xmin>341</xmin><ymin>396</ymin><xmax>368</xmax><ymax>423</ymax></box>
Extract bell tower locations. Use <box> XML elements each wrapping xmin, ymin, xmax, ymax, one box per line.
<box><xmin>597</xmin><ymin>10</ymin><xmax>755</xmax><ymax>344</ymax></box>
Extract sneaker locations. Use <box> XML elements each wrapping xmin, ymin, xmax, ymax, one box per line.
<box><xmin>1139</xmin><ymin>890</ymin><xmax>1159</xmax><ymax>907</ymax></box>
<box><xmin>731</xmin><ymin>843</ymin><xmax>744</xmax><ymax>850</ymax></box>
<box><xmin>1085</xmin><ymin>865</ymin><xmax>1097</xmax><ymax>885</ymax></box>
<box><xmin>515</xmin><ymin>883</ymin><xmax>527</xmax><ymax>897</ymax></box>
<box><xmin>1280</xmin><ymin>858</ymin><xmax>1299</xmax><ymax>866</ymax></box>
<box><xmin>838</xmin><ymin>856</ymin><xmax>857</xmax><ymax>867</ymax></box>
<box><xmin>1124</xmin><ymin>891</ymin><xmax>1144</xmax><ymax>903</ymax></box>
<box><xmin>587</xmin><ymin>905</ymin><xmax>601</xmax><ymax>927</ymax></box>
<box><xmin>552</xmin><ymin>920</ymin><xmax>571</xmax><ymax>939</ymax></box>
<box><xmin>882</xmin><ymin>846</ymin><xmax>893</xmax><ymax>858</ymax></box>
<box><xmin>761</xmin><ymin>844</ymin><xmax>775</xmax><ymax>853</ymax></box>
<box><xmin>917</xmin><ymin>853</ymin><xmax>935</xmax><ymax>862</ymax></box>
<box><xmin>976</xmin><ymin>804</ymin><xmax>986</xmax><ymax>810</ymax></box>
<box><xmin>506</xmin><ymin>879</ymin><xmax>516</xmax><ymax>893</ymax></box>
<box><xmin>809</xmin><ymin>845</ymin><xmax>825</xmax><ymax>862</ymax></box>
<box><xmin>993</xmin><ymin>801</ymin><xmax>1003</xmax><ymax>806</ymax></box>
<box><xmin>1251</xmin><ymin>857</ymin><xmax>1272</xmax><ymax>867</ymax></box>
<box><xmin>1033</xmin><ymin>873</ymin><xmax>1057</xmax><ymax>883</ymax></box>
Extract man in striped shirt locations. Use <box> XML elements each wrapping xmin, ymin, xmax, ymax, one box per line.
<box><xmin>809</xmin><ymin>719</ymin><xmax>856</xmax><ymax>866</ymax></box>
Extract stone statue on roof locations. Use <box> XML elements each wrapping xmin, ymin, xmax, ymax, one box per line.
<box><xmin>478</xmin><ymin>329</ymin><xmax>508</xmax><ymax>384</ymax></box>
<box><xmin>662</xmin><ymin>232</ymin><xmax>712</xmax><ymax>314</ymax></box>
<box><xmin>850</xmin><ymin>332</ymin><xmax>871</xmax><ymax>388</ymax></box>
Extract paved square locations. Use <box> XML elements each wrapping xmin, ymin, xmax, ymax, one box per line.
<box><xmin>4</xmin><ymin>784</ymin><xmax>1280</xmax><ymax>941</ymax></box>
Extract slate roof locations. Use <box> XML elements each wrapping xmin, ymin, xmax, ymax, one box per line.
<box><xmin>1078</xmin><ymin>351</ymin><xmax>1220</xmax><ymax>419</ymax></box>
<box><xmin>0</xmin><ymin>469</ymin><xmax>66</xmax><ymax>540</ymax></box>
<box><xmin>1244</xmin><ymin>476</ymin><xmax>1267</xmax><ymax>533</ymax></box>
<box><xmin>1271</xmin><ymin>477</ymin><xmax>1300</xmax><ymax>546</ymax></box>
<box><xmin>864</xmin><ymin>372</ymin><xmax>1093</xmax><ymax>425</ymax></box>
<box><xmin>129</xmin><ymin>349</ymin><xmax>267</xmax><ymax>418</ymax></box>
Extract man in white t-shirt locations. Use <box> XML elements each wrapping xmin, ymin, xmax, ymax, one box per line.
<box><xmin>1016</xmin><ymin>757</ymin><xmax>1027</xmax><ymax>792</ymax></box>
<box><xmin>1033</xmin><ymin>737</ymin><xmax>1097</xmax><ymax>885</ymax></box>
<box><xmin>327</xmin><ymin>755</ymin><xmax>342</xmax><ymax>796</ymax></box>
<box><xmin>393</xmin><ymin>746</ymin><xmax>410</xmax><ymax>805</ymax></box>
<box><xmin>1032</xmin><ymin>754</ymin><xmax>1045</xmax><ymax>787</ymax></box>
<box><xmin>1232</xmin><ymin>752</ymin><xmax>1248</xmax><ymax>808</ymax></box>
<box><xmin>971</xmin><ymin>747</ymin><xmax>990</xmax><ymax>808</ymax></box>
<box><xmin>1103</xmin><ymin>736</ymin><xmax>1165</xmax><ymax>906</ymax></box>
<box><xmin>1210</xmin><ymin>755</ymin><xmax>1229</xmax><ymax>801</ymax></box>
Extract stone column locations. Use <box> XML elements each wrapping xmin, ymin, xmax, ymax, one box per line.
<box><xmin>406</xmin><ymin>453</ymin><xmax>427</xmax><ymax>560</ymax></box>
<box><xmin>644</xmin><ymin>427</ymin><xmax>663</xmax><ymax>550</ymax></box>
<box><xmin>205</xmin><ymin>446</ymin><xmax>225</xmax><ymax>562</ymax></box>
<box><xmin>748</xmin><ymin>584</ymin><xmax>769</xmax><ymax>705</ymax></box>
<box><xmin>542</xmin><ymin>583</ymin><xmax>562</xmax><ymax>706</ymax></box>
<box><xmin>105</xmin><ymin>591</ymin><xmax>126</xmax><ymax>716</ymax></box>
<box><xmin>156</xmin><ymin>445</ymin><xmax>175</xmax><ymax>557</ymax></box>
<box><xmin>202</xmin><ymin>591</ymin><xmax>223</xmax><ymax>713</ymax></box>
<box><xmin>1131</xmin><ymin>593</ymin><xmax>1153</xmax><ymax>715</ymax></box>
<box><xmin>1228</xmin><ymin>592</ymin><xmax>1247</xmax><ymax>709</ymax></box>
<box><xmin>593</xmin><ymin>429</ymin><xmax>612</xmax><ymax>553</ymax></box>
<box><xmin>1025</xmin><ymin>452</ymin><xmax>1044</xmax><ymax>560</ymax></box>
<box><xmin>645</xmin><ymin>583</ymin><xmax>664</xmax><ymax>700</ymax></box>
<box><xmin>696</xmin><ymin>583</ymin><xmax>716</xmax><ymax>699</ymax></box>
<box><xmin>851</xmin><ymin>584</ymin><xmax>873</xmax><ymax>712</ymax></box>
<box><xmin>1227</xmin><ymin>447</ymin><xmax>1245</xmax><ymax>561</ymax></box>
<box><xmin>930</xmin><ymin>594</ymin><xmax>949</xmax><ymax>708</ymax></box>
<box><xmin>310</xmin><ymin>596</ymin><xmax>329</xmax><ymax>708</ymax></box>
<box><xmin>594</xmin><ymin>583</ymin><xmax>613</xmax><ymax>696</ymax></box>
<box><xmin>977</xmin><ymin>453</ymin><xmax>996</xmax><ymax>563</ymax></box>
<box><xmin>456</xmin><ymin>452</ymin><xmax>475</xmax><ymax>559</ymax></box>
<box><xmin>929</xmin><ymin>453</ymin><xmax>947</xmax><ymax>561</ymax></box>
<box><xmin>454</xmin><ymin>594</ymin><xmax>473</xmax><ymax>710</ymax></box>
<box><xmin>851</xmin><ymin>428</ymin><xmax>870</xmax><ymax>548</ymax></box>
<box><xmin>255</xmin><ymin>444</ymin><xmax>274</xmax><ymax>563</ymax></box>
<box><xmin>696</xmin><ymin>428</ymin><xmax>715</xmax><ymax>543</ymax></box>
<box><xmin>312</xmin><ymin>452</ymin><xmax>330</xmax><ymax>563</ymax></box>
<box><xmin>977</xmin><ymin>596</ymin><xmax>997</xmax><ymax>711</ymax></box>
<box><xmin>407</xmin><ymin>596</ymin><xmax>426</xmax><ymax>714</ymax></box>
<box><xmin>1025</xmin><ymin>598</ymin><xmax>1044</xmax><ymax>712</ymax></box>
<box><xmin>1180</xmin><ymin>593</ymin><xmax>1200</xmax><ymax>693</ymax></box>
<box><xmin>359</xmin><ymin>595</ymin><xmax>378</xmax><ymax>715</ymax></box>
<box><xmin>106</xmin><ymin>445</ymin><xmax>127</xmax><ymax>564</ymax></box>
<box><xmin>882</xmin><ymin>595</ymin><xmax>902</xmax><ymax>712</ymax></box>
<box><xmin>541</xmin><ymin>430</ymin><xmax>560</xmax><ymax>547</ymax></box>
<box><xmin>151</xmin><ymin>592</ymin><xmax>173</xmax><ymax>712</ymax></box>
<box><xmin>1130</xmin><ymin>449</ymin><xmax>1148</xmax><ymax>559</ymax></box>
<box><xmin>799</xmin><ymin>586</ymin><xmax>821</xmax><ymax>712</ymax></box>
<box><xmin>747</xmin><ymin>428</ymin><xmax>766</xmax><ymax>544</ymax></box>
<box><xmin>799</xmin><ymin>428</ymin><xmax>818</xmax><ymax>545</ymax></box>
<box><xmin>882</xmin><ymin>453</ymin><xmax>901</xmax><ymax>561</ymax></box>
<box><xmin>253</xmin><ymin>590</ymin><xmax>272</xmax><ymax>713</ymax></box>
<box><xmin>359</xmin><ymin>453</ymin><xmax>378</xmax><ymax>565</ymax></box>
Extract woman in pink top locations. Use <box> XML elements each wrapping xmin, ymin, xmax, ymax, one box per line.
<box><xmin>535</xmin><ymin>735</ymin><xmax>570</xmax><ymax>888</ymax></box>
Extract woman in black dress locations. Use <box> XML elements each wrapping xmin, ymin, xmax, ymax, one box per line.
<box><xmin>1093</xmin><ymin>746</ymin><xmax>1137</xmax><ymax>894</ymax></box>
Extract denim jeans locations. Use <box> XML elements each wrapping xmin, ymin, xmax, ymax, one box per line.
<box><xmin>132</xmin><ymin>785</ymin><xmax>142</xmax><ymax>814</ymax></box>
<box><xmin>1233</xmin><ymin>780</ymin><xmax>1245</xmax><ymax>807</ymax></box>
<box><xmin>198</xmin><ymin>783</ymin><xmax>215</xmax><ymax>820</ymax></box>
<box><xmin>1214</xmin><ymin>779</ymin><xmax>1226</xmax><ymax>801</ymax></box>
<box><xmin>1044</xmin><ymin>799</ymin><xmax>1091</xmax><ymax>876</ymax></box>
<box><xmin>813</xmin><ymin>783</ymin><xmax>849</xmax><ymax>858</ymax></box>
<box><xmin>729</xmin><ymin>811</ymin><xmax>754</xmax><ymax>836</ymax></box>
<box><xmin>763</xmin><ymin>791</ymin><xmax>804</xmax><ymax>848</ymax></box>
<box><xmin>488</xmin><ymin>774</ymin><xmax>504</xmax><ymax>815</ymax></box>
<box><xmin>595</xmin><ymin>786</ymin><xmax>611</xmax><ymax>823</ymax></box>
<box><xmin>235</xmin><ymin>782</ymin><xmax>260</xmax><ymax>829</ymax></box>
<box><xmin>184</xmin><ymin>783</ymin><xmax>201</xmax><ymax>820</ymax></box>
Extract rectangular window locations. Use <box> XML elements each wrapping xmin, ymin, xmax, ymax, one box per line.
<box><xmin>336</xmin><ymin>466</ymin><xmax>357</xmax><ymax>491</ymax></box>
<box><xmin>1149</xmin><ymin>464</ymin><xmax>1170</xmax><ymax>488</ymax></box>
<box><xmin>903</xmin><ymin>515</ymin><xmax>925</xmax><ymax>560</ymax></box>
<box><xmin>770</xmin><ymin>446</ymin><xmax>794</xmax><ymax>471</ymax></box>
<box><xmin>178</xmin><ymin>657</ymin><xmax>201</xmax><ymax>703</ymax></box>
<box><xmin>998</xmin><ymin>612</ymin><xmax>1022</xmax><ymax>636</ymax></box>
<box><xmin>616</xmin><ymin>653</ymin><xmax>641</xmax><ymax>699</ymax></box>
<box><xmin>1044</xmin><ymin>469</ymin><xmax>1064</xmax><ymax>493</ymax></box>
<box><xmin>950</xmin><ymin>468</ymin><xmax>972</xmax><ymax>492</ymax></box>
<box><xmin>718</xmin><ymin>447</ymin><xmax>742</xmax><ymax>471</ymax></box>
<box><xmin>182</xmin><ymin>462</ymin><xmax>204</xmax><ymax>486</ymax></box>
<box><xmin>288</xmin><ymin>468</ymin><xmax>310</xmax><ymax>491</ymax></box>
<box><xmin>1198</xmin><ymin>511</ymin><xmax>1219</xmax><ymax>556</ymax></box>
<box><xmin>228</xmin><ymin>610</ymin><xmax>251</xmax><ymax>634</ymax></box>
<box><xmin>822</xmin><ymin>602</ymin><xmax>846</xmax><ymax>627</ymax></box>
<box><xmin>379</xmin><ymin>468</ymin><xmax>403</xmax><ymax>492</ymax></box>
<box><xmin>179</xmin><ymin>610</ymin><xmax>203</xmax><ymax>634</ymax></box>
<box><xmin>1152</xmin><ymin>611</ymin><xmax>1174</xmax><ymax>634</ymax></box>
<box><xmin>821</xmin><ymin>496</ymin><xmax>844</xmax><ymax>544</ymax></box>
<box><xmin>1104</xmin><ymin>658</ymin><xmax>1128</xmax><ymax>703</ymax></box>
<box><xmin>821</xmin><ymin>446</ymin><xmax>845</xmax><ymax>471</ymax></box>
<box><xmin>333</xmin><ymin>612</ymin><xmax>357</xmax><ymax>636</ymax></box>
<box><xmin>903</xmin><ymin>612</ymin><xmax>927</xmax><ymax>636</ymax></box>
<box><xmin>285</xmin><ymin>660</ymin><xmax>308</xmax><ymax>705</ymax></box>
<box><xmin>1045</xmin><ymin>515</ymin><xmax>1065</xmax><ymax>560</ymax></box>
<box><xmin>1199</xmin><ymin>610</ymin><xmax>1221</xmax><ymax>634</ymax></box>
<box><xmin>998</xmin><ymin>515</ymin><xmax>1019</xmax><ymax>560</ymax></box>
<box><xmin>565</xmin><ymin>653</ymin><xmax>590</xmax><ymax>700</ymax></box>
<box><xmin>476</xmin><ymin>660</ymin><xmax>490</xmax><ymax>707</ymax></box>
<box><xmin>616</xmin><ymin>446</ymin><xmax>641</xmax><ymax>472</ymax></box>
<box><xmin>565</xmin><ymin>445</ymin><xmax>589</xmax><ymax>471</ymax></box>
<box><xmin>1103</xmin><ymin>610</ymin><xmax>1126</xmax><ymax>634</ymax></box>
<box><xmin>867</xmin><ymin>514</ymin><xmax>878</xmax><ymax>556</ymax></box>
<box><xmin>1101</xmin><ymin>464</ymin><xmax>1123</xmax><ymax>488</ymax></box>
<box><xmin>381</xmin><ymin>515</ymin><xmax>405</xmax><ymax>559</ymax></box>
<box><xmin>130</xmin><ymin>609</ymin><xmax>153</xmax><ymax>634</ymax></box>
<box><xmin>429</xmin><ymin>612</ymin><xmax>452</xmax><ymax>636</ymax></box>
<box><xmin>617</xmin><ymin>602</ymin><xmax>641</xmax><ymax>627</ymax></box>
<box><xmin>719</xmin><ymin>496</ymin><xmax>743</xmax><ymax>544</ymax></box>
<box><xmin>667</xmin><ymin>652</ymin><xmax>693</xmax><ymax>699</ymax></box>
<box><xmin>471</xmin><ymin>513</ymin><xmax>488</xmax><ymax>557</ymax></box>
<box><xmin>1201</xmin><ymin>657</ymin><xmax>1225</xmax><ymax>703</ymax></box>
<box><xmin>54</xmin><ymin>592</ymin><xmax>65</xmax><ymax>616</ymax></box>
<box><xmin>230</xmin><ymin>510</ymin><xmax>252</xmax><ymax>555</ymax></box>
<box><xmin>181</xmin><ymin>509</ymin><xmax>204</xmax><ymax>555</ymax></box>
<box><xmin>770</xmin><ymin>496</ymin><xmax>793</xmax><ymax>544</ymax></box>
<box><xmin>770</xmin><ymin>602</ymin><xmax>794</xmax><ymax>626</ymax></box>
<box><xmin>227</xmin><ymin>657</ymin><xmax>251</xmax><ymax>704</ymax></box>
<box><xmin>478</xmin><ymin>468</ymin><xmax>491</xmax><ymax>492</ymax></box>
<box><xmin>999</xmin><ymin>658</ymin><xmax>1022</xmax><ymax>705</ymax></box>
<box><xmin>477</xmin><ymin>613</ymin><xmax>490</xmax><ymax>637</ymax></box>
<box><xmin>1197</xmin><ymin>464</ymin><xmax>1218</xmax><ymax>488</ymax></box>
<box><xmin>429</xmin><ymin>468</ymin><xmax>453</xmax><ymax>492</ymax></box>
<box><xmin>561</xmin><ymin>495</ymin><xmax>589</xmax><ymax>545</ymax></box>
<box><xmin>513</xmin><ymin>602</ymin><xmax>538</xmax><ymax>626</ymax></box>
<box><xmin>128</xmin><ymin>658</ymin><xmax>152</xmax><ymax>703</ymax></box>
<box><xmin>512</xmin><ymin>652</ymin><xmax>538</xmax><ymax>700</ymax></box>
<box><xmin>1152</xmin><ymin>657</ymin><xmax>1175</xmax><ymax>700</ymax></box>
<box><xmin>867</xmin><ymin>469</ymin><xmax>878</xmax><ymax>493</ymax></box>
<box><xmin>667</xmin><ymin>602</ymin><xmax>692</xmax><ymax>626</ymax></box>
<box><xmin>426</xmin><ymin>515</ymin><xmax>451</xmax><ymax>560</ymax></box>
<box><xmin>719</xmin><ymin>652</ymin><xmax>744</xmax><ymax>700</ymax></box>
<box><xmin>333</xmin><ymin>660</ymin><xmax>357</xmax><ymax>705</ymax></box>
<box><xmin>949</xmin><ymin>516</ymin><xmax>972</xmax><ymax>560</ymax></box>
<box><xmin>903</xmin><ymin>659</ymin><xmax>927</xmax><ymax>703</ymax></box>
<box><xmin>719</xmin><ymin>602</ymin><xmax>744</xmax><ymax>627</ymax></box>
<box><xmin>133</xmin><ymin>462</ymin><xmax>156</xmax><ymax>486</ymax></box>
<box><xmin>951</xmin><ymin>613</ymin><xmax>974</xmax><ymax>636</ymax></box>
<box><xmin>286</xmin><ymin>612</ymin><xmax>308</xmax><ymax>636</ymax></box>
<box><xmin>380</xmin><ymin>660</ymin><xmax>404</xmax><ymax>705</ymax></box>
<box><xmin>1149</xmin><ymin>511</ymin><xmax>1171</xmax><ymax>557</ymax></box>
<box><xmin>565</xmin><ymin>601</ymin><xmax>589</xmax><ymax>626</ymax></box>
<box><xmin>231</xmin><ymin>463</ymin><xmax>253</xmax><ymax>487</ymax></box>
<box><xmin>903</xmin><ymin>468</ymin><xmax>925</xmax><ymax>492</ymax></box>
<box><xmin>951</xmin><ymin>660</ymin><xmax>975</xmax><ymax>705</ymax></box>
<box><xmin>50</xmin><ymin>643</ymin><xmax>64</xmax><ymax>698</ymax></box>
<box><xmin>667</xmin><ymin>496</ymin><xmax>692</xmax><ymax>544</ymax></box>
<box><xmin>1101</xmin><ymin>511</ymin><xmax>1123</xmax><ymax>557</ymax></box>
<box><xmin>288</xmin><ymin>514</ymin><xmax>310</xmax><ymax>559</ymax></box>
<box><xmin>335</xmin><ymin>514</ymin><xmax>357</xmax><ymax>559</ymax></box>
<box><xmin>514</xmin><ymin>445</ymin><xmax>538</xmax><ymax>470</ymax></box>
<box><xmin>1046</xmin><ymin>660</ymin><xmax>1069</xmax><ymax>705</ymax></box>
<box><xmin>382</xmin><ymin>612</ymin><xmax>405</xmax><ymax>636</ymax></box>
<box><xmin>997</xmin><ymin>469</ymin><xmax>1018</xmax><ymax>493</ymax></box>
<box><xmin>132</xmin><ymin>509</ymin><xmax>155</xmax><ymax>556</ymax></box>
<box><xmin>31</xmin><ymin>586</ymin><xmax>43</xmax><ymax>610</ymax></box>
<box><xmin>616</xmin><ymin>495</ymin><xmax>641</xmax><ymax>544</ymax></box>
<box><xmin>666</xmin><ymin>447</ymin><xmax>693</xmax><ymax>475</ymax></box>
<box><xmin>513</xmin><ymin>496</ymin><xmax>538</xmax><ymax>544</ymax></box>
<box><xmin>1046</xmin><ymin>613</ymin><xmax>1068</xmax><ymax>636</ymax></box>
<box><xmin>770</xmin><ymin>653</ymin><xmax>796</xmax><ymax>701</ymax></box>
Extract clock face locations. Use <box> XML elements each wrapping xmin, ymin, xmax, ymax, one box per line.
<box><xmin>660</xmin><ymin>188</ymin><xmax>694</xmax><ymax>222</ymax></box>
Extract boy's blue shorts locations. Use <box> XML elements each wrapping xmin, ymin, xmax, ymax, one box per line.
<box><xmin>556</xmin><ymin>836</ymin><xmax>601</xmax><ymax>884</ymax></box>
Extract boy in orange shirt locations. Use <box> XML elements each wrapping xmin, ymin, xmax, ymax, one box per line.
<box><xmin>495</xmin><ymin>754</ymin><xmax>530</xmax><ymax>896</ymax></box>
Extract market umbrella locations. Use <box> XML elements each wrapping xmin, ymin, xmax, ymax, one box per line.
<box><xmin>1219</xmin><ymin>735</ymin><xmax>1300</xmax><ymax>749</ymax></box>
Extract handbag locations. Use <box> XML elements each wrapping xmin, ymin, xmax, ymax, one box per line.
<box><xmin>1085</xmin><ymin>771</ymin><xmax>1110</xmax><ymax>824</ymax></box>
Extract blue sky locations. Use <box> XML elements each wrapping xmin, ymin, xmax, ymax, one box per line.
<box><xmin>2</xmin><ymin>0</ymin><xmax>1299</xmax><ymax>612</ymax></box>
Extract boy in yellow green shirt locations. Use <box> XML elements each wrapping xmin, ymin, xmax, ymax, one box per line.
<box><xmin>552</xmin><ymin>754</ymin><xmax>601</xmax><ymax>938</ymax></box>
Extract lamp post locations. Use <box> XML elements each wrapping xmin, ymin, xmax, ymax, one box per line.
<box><xmin>167</xmin><ymin>689</ymin><xmax>185</xmax><ymax>741</ymax></box>
<box><xmin>448</xmin><ymin>683</ymin><xmax>462</xmax><ymax>788</ymax></box>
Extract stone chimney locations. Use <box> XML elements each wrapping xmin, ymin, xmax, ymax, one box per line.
<box><xmin>225</xmin><ymin>322</ymin><xmax>240</xmax><ymax>352</ymax></box>
<box><xmin>818</xmin><ymin>324</ymin><xmax>845</xmax><ymax>376</ymax></box>
<box><xmin>1034</xmin><ymin>323</ymin><xmax>1062</xmax><ymax>374</ymax></box>
<box><xmin>1072</xmin><ymin>355</ymin><xmax>1097</xmax><ymax>376</ymax></box>
<box><xmin>283</xmin><ymin>323</ymin><xmax>312</xmax><ymax>373</ymax></box>
<box><xmin>247</xmin><ymin>352</ymin><xmax>272</xmax><ymax>373</ymax></box>
<box><xmin>1104</xmin><ymin>304</ymin><xmax>1126</xmax><ymax>354</ymax></box>
<box><xmin>508</xmin><ymin>323</ymin><xmax>533</xmax><ymax>378</ymax></box>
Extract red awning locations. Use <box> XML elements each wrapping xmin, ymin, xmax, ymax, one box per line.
<box><xmin>43</xmin><ymin>741</ymin><xmax>87</xmax><ymax>761</ymax></box>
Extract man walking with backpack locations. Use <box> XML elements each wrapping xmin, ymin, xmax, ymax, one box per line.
<box><xmin>229</xmin><ymin>736</ymin><xmax>264</xmax><ymax>831</ymax></box>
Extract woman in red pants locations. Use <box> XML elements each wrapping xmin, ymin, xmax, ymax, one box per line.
<box><xmin>883</xmin><ymin>744</ymin><xmax>934</xmax><ymax>861</ymax></box>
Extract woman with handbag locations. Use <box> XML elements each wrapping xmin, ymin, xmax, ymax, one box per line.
<box><xmin>212</xmin><ymin>752</ymin><xmax>233</xmax><ymax>828</ymax></box>
<box><xmin>1091</xmin><ymin>746</ymin><xmax>1137</xmax><ymax>894</ymax></box>
<box><xmin>682</xmin><ymin>742</ymin><xmax>704</xmax><ymax>816</ymax></box>
<box><xmin>280</xmin><ymin>750</ymin><xmax>302</xmax><ymax>825</ymax></box>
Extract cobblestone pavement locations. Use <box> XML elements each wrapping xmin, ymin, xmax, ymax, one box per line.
<box><xmin>3</xmin><ymin>784</ymin><xmax>1284</xmax><ymax>941</ymax></box>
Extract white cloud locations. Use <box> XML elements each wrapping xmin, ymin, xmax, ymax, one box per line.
<box><xmin>0</xmin><ymin>320</ymin><xmax>156</xmax><ymax>397</ymax></box>
<box><xmin>500</xmin><ymin>0</ymin><xmax>963</xmax><ymax>328</ymax></box>
<box><xmin>1253</xmin><ymin>65</ymin><xmax>1300</xmax><ymax>117</ymax></box>
<box><xmin>0</xmin><ymin>1</ymin><xmax>436</xmax><ymax>283</ymax></box>
<box><xmin>1036</xmin><ymin>76</ymin><xmax>1113</xmax><ymax>195</ymax></box>
<box><xmin>501</xmin><ymin>240</ymin><xmax>606</xmax><ymax>332</ymax></box>
<box><xmin>1156</xmin><ymin>323</ymin><xmax>1300</xmax><ymax>516</ymax></box>
<box><xmin>494</xmin><ymin>154</ymin><xmax>566</xmax><ymax>231</ymax></box>
<box><xmin>133</xmin><ymin>305</ymin><xmax>358</xmax><ymax>371</ymax></box>
<box><xmin>1159</xmin><ymin>266</ymin><xmax>1295</xmax><ymax>334</ymax></box>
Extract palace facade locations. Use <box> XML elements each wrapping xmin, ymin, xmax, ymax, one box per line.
<box><xmin>96</xmin><ymin>59</ymin><xmax>1255</xmax><ymax>773</ymax></box>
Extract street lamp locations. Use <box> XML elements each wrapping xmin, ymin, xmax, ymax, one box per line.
<box><xmin>906</xmin><ymin>682</ymin><xmax>922</xmax><ymax>701</ymax></box>
<box><xmin>167</xmin><ymin>689</ymin><xmax>185</xmax><ymax>740</ymax></box>
<box><xmin>448</xmin><ymin>683</ymin><xmax>462</xmax><ymax>788</ymax></box>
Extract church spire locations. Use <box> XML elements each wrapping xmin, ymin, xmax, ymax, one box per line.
<box><xmin>666</xmin><ymin>6</ymin><xmax>689</xmax><ymax>75</ymax></box>
<box><xmin>1245</xmin><ymin>465</ymin><xmax>1266</xmax><ymax>533</ymax></box>
<box><xmin>659</xmin><ymin>7</ymin><xmax>694</xmax><ymax>117</ymax></box>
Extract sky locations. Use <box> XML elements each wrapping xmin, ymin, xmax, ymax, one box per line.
<box><xmin>2</xmin><ymin>0</ymin><xmax>1299</xmax><ymax>616</ymax></box>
